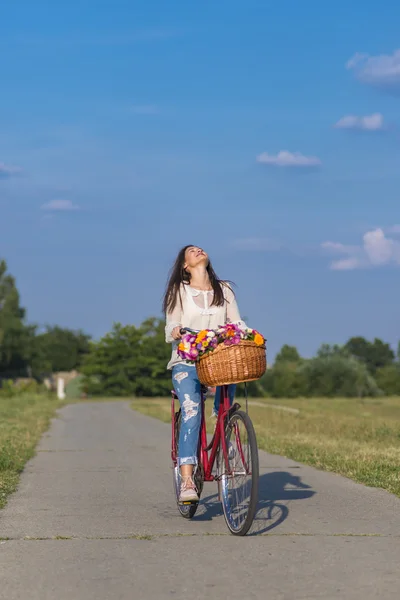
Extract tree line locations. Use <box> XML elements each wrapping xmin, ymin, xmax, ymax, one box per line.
<box><xmin>259</xmin><ymin>340</ymin><xmax>400</xmax><ymax>398</ymax></box>
<box><xmin>0</xmin><ymin>260</ymin><xmax>90</xmax><ymax>381</ymax></box>
<box><xmin>80</xmin><ymin>321</ymin><xmax>400</xmax><ymax>398</ymax></box>
<box><xmin>1</xmin><ymin>259</ymin><xmax>400</xmax><ymax>397</ymax></box>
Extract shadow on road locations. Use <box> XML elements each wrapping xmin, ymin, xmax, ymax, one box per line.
<box><xmin>251</xmin><ymin>471</ymin><xmax>315</xmax><ymax>535</ymax></box>
<box><xmin>195</xmin><ymin>471</ymin><xmax>315</xmax><ymax>535</ymax></box>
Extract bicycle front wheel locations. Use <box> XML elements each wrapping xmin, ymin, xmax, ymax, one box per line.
<box><xmin>218</xmin><ymin>410</ymin><xmax>259</xmax><ymax>535</ymax></box>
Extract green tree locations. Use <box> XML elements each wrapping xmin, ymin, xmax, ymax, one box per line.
<box><xmin>345</xmin><ymin>336</ymin><xmax>394</xmax><ymax>374</ymax></box>
<box><xmin>316</xmin><ymin>343</ymin><xmax>346</xmax><ymax>358</ymax></box>
<box><xmin>274</xmin><ymin>344</ymin><xmax>301</xmax><ymax>364</ymax></box>
<box><xmin>236</xmin><ymin>378</ymin><xmax>268</xmax><ymax>398</ymax></box>
<box><xmin>32</xmin><ymin>326</ymin><xmax>91</xmax><ymax>375</ymax></box>
<box><xmin>0</xmin><ymin>260</ymin><xmax>35</xmax><ymax>378</ymax></box>
<box><xmin>375</xmin><ymin>364</ymin><xmax>400</xmax><ymax>395</ymax></box>
<box><xmin>263</xmin><ymin>361</ymin><xmax>307</xmax><ymax>398</ymax></box>
<box><xmin>135</xmin><ymin>317</ymin><xmax>175</xmax><ymax>396</ymax></box>
<box><xmin>299</xmin><ymin>353</ymin><xmax>381</xmax><ymax>398</ymax></box>
<box><xmin>81</xmin><ymin>318</ymin><xmax>171</xmax><ymax>397</ymax></box>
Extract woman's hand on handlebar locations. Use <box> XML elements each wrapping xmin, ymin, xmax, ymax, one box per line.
<box><xmin>171</xmin><ymin>326</ymin><xmax>182</xmax><ymax>340</ymax></box>
<box><xmin>172</xmin><ymin>326</ymin><xmax>197</xmax><ymax>340</ymax></box>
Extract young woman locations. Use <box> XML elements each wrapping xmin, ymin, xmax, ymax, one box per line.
<box><xmin>163</xmin><ymin>245</ymin><xmax>246</xmax><ymax>502</ymax></box>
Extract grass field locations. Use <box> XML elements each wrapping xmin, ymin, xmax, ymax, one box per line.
<box><xmin>1</xmin><ymin>393</ymin><xmax>399</xmax><ymax>511</ymax></box>
<box><xmin>132</xmin><ymin>395</ymin><xmax>400</xmax><ymax>498</ymax></box>
<box><xmin>0</xmin><ymin>393</ymin><xmax>60</xmax><ymax>509</ymax></box>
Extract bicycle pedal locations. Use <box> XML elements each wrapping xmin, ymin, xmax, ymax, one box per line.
<box><xmin>179</xmin><ymin>500</ymin><xmax>199</xmax><ymax>505</ymax></box>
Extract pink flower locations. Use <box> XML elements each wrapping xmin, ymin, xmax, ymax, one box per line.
<box><xmin>176</xmin><ymin>323</ymin><xmax>265</xmax><ymax>360</ymax></box>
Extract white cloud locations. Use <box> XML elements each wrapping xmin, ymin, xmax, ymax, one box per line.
<box><xmin>322</xmin><ymin>228</ymin><xmax>400</xmax><ymax>270</ymax></box>
<box><xmin>363</xmin><ymin>229</ymin><xmax>397</xmax><ymax>265</ymax></box>
<box><xmin>334</xmin><ymin>113</ymin><xmax>384</xmax><ymax>131</ymax></box>
<box><xmin>321</xmin><ymin>241</ymin><xmax>359</xmax><ymax>255</ymax></box>
<box><xmin>0</xmin><ymin>162</ymin><xmax>22</xmax><ymax>178</ymax></box>
<box><xmin>131</xmin><ymin>104</ymin><xmax>159</xmax><ymax>115</ymax></box>
<box><xmin>256</xmin><ymin>151</ymin><xmax>321</xmax><ymax>168</ymax></box>
<box><xmin>41</xmin><ymin>199</ymin><xmax>80</xmax><ymax>211</ymax></box>
<box><xmin>330</xmin><ymin>257</ymin><xmax>362</xmax><ymax>271</ymax></box>
<box><xmin>346</xmin><ymin>53</ymin><xmax>369</xmax><ymax>70</ymax></box>
<box><xmin>346</xmin><ymin>49</ymin><xmax>400</xmax><ymax>87</ymax></box>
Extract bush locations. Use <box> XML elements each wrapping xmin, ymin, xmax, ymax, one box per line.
<box><xmin>0</xmin><ymin>378</ymin><xmax>49</xmax><ymax>398</ymax></box>
<box><xmin>298</xmin><ymin>354</ymin><xmax>382</xmax><ymax>398</ymax></box>
<box><xmin>81</xmin><ymin>319</ymin><xmax>172</xmax><ymax>397</ymax></box>
<box><xmin>375</xmin><ymin>364</ymin><xmax>400</xmax><ymax>395</ymax></box>
<box><xmin>0</xmin><ymin>379</ymin><xmax>18</xmax><ymax>397</ymax></box>
<box><xmin>262</xmin><ymin>362</ymin><xmax>308</xmax><ymax>398</ymax></box>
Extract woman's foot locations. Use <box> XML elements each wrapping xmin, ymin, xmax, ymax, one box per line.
<box><xmin>179</xmin><ymin>476</ymin><xmax>199</xmax><ymax>502</ymax></box>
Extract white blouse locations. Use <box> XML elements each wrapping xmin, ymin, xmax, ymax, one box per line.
<box><xmin>165</xmin><ymin>283</ymin><xmax>246</xmax><ymax>369</ymax></box>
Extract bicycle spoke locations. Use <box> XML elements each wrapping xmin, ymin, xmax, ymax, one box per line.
<box><xmin>218</xmin><ymin>411</ymin><xmax>259</xmax><ymax>535</ymax></box>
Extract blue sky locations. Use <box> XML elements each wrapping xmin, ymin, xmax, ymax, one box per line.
<box><xmin>1</xmin><ymin>0</ymin><xmax>400</xmax><ymax>359</ymax></box>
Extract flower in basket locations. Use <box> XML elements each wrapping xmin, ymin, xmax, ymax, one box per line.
<box><xmin>177</xmin><ymin>324</ymin><xmax>266</xmax><ymax>362</ymax></box>
<box><xmin>177</xmin><ymin>330</ymin><xmax>216</xmax><ymax>362</ymax></box>
<box><xmin>253</xmin><ymin>332</ymin><xmax>264</xmax><ymax>346</ymax></box>
<box><xmin>233</xmin><ymin>327</ymin><xmax>265</xmax><ymax>346</ymax></box>
<box><xmin>220</xmin><ymin>323</ymin><xmax>242</xmax><ymax>346</ymax></box>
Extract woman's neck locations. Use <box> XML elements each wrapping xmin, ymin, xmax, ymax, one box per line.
<box><xmin>188</xmin><ymin>267</ymin><xmax>212</xmax><ymax>290</ymax></box>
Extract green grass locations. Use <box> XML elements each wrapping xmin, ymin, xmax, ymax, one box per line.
<box><xmin>132</xmin><ymin>395</ymin><xmax>400</xmax><ymax>497</ymax></box>
<box><xmin>0</xmin><ymin>393</ymin><xmax>60</xmax><ymax>508</ymax></box>
<box><xmin>1</xmin><ymin>392</ymin><xmax>399</xmax><ymax>512</ymax></box>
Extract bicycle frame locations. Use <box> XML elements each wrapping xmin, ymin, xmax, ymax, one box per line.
<box><xmin>171</xmin><ymin>384</ymin><xmax>237</xmax><ymax>481</ymax></box>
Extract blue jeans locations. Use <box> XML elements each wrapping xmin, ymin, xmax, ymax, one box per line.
<box><xmin>213</xmin><ymin>384</ymin><xmax>236</xmax><ymax>414</ymax></box>
<box><xmin>172</xmin><ymin>364</ymin><xmax>236</xmax><ymax>467</ymax></box>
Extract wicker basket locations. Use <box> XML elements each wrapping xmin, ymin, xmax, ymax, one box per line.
<box><xmin>196</xmin><ymin>340</ymin><xmax>267</xmax><ymax>387</ymax></box>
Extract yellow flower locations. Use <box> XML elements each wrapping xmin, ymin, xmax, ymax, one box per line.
<box><xmin>196</xmin><ymin>330</ymin><xmax>208</xmax><ymax>343</ymax></box>
<box><xmin>254</xmin><ymin>333</ymin><xmax>264</xmax><ymax>346</ymax></box>
<box><xmin>202</xmin><ymin>340</ymin><xmax>208</xmax><ymax>347</ymax></box>
<box><xmin>178</xmin><ymin>342</ymin><xmax>185</xmax><ymax>351</ymax></box>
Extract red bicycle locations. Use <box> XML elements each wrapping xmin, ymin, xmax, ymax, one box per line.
<box><xmin>171</xmin><ymin>329</ymin><xmax>259</xmax><ymax>536</ymax></box>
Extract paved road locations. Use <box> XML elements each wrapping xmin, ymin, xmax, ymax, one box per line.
<box><xmin>1</xmin><ymin>402</ymin><xmax>399</xmax><ymax>599</ymax></box>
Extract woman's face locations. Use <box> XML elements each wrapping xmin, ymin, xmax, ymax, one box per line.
<box><xmin>184</xmin><ymin>246</ymin><xmax>209</xmax><ymax>271</ymax></box>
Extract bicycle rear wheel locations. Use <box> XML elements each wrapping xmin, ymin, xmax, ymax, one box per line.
<box><xmin>173</xmin><ymin>410</ymin><xmax>202</xmax><ymax>519</ymax></box>
<box><xmin>218</xmin><ymin>410</ymin><xmax>259</xmax><ymax>535</ymax></box>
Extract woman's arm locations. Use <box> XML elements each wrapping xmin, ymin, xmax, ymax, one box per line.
<box><xmin>165</xmin><ymin>300</ymin><xmax>183</xmax><ymax>343</ymax></box>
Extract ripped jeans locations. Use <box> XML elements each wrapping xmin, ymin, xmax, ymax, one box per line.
<box><xmin>214</xmin><ymin>384</ymin><xmax>236</xmax><ymax>415</ymax></box>
<box><xmin>172</xmin><ymin>364</ymin><xmax>235</xmax><ymax>467</ymax></box>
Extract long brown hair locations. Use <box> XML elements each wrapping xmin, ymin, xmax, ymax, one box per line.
<box><xmin>162</xmin><ymin>245</ymin><xmax>231</xmax><ymax>314</ymax></box>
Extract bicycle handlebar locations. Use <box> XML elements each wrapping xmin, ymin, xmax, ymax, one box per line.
<box><xmin>179</xmin><ymin>327</ymin><xmax>199</xmax><ymax>335</ymax></box>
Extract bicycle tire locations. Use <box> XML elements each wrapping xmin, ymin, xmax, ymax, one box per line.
<box><xmin>172</xmin><ymin>410</ymin><xmax>201</xmax><ymax>519</ymax></box>
<box><xmin>218</xmin><ymin>410</ymin><xmax>259</xmax><ymax>536</ymax></box>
